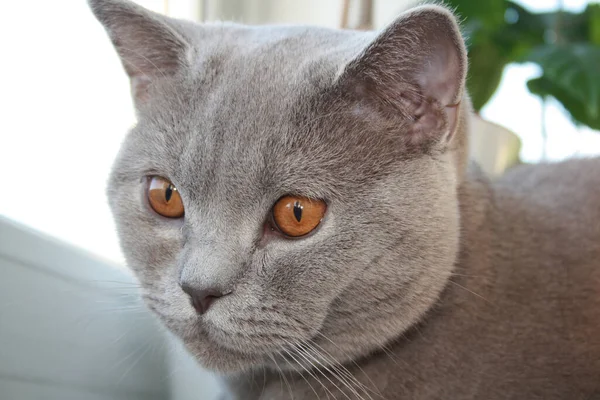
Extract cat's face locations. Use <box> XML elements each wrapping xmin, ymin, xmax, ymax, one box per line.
<box><xmin>92</xmin><ymin>0</ymin><xmax>468</xmax><ymax>373</ymax></box>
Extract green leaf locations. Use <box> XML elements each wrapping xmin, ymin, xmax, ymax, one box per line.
<box><xmin>528</xmin><ymin>76</ymin><xmax>600</xmax><ymax>130</ymax></box>
<box><xmin>467</xmin><ymin>41</ymin><xmax>507</xmax><ymax>111</ymax></box>
<box><xmin>497</xmin><ymin>1</ymin><xmax>546</xmax><ymax>60</ymax></box>
<box><xmin>443</xmin><ymin>0</ymin><xmax>506</xmax><ymax>29</ymax></box>
<box><xmin>537</xmin><ymin>10</ymin><xmax>589</xmax><ymax>43</ymax></box>
<box><xmin>446</xmin><ymin>0</ymin><xmax>600</xmax><ymax>130</ymax></box>
<box><xmin>459</xmin><ymin>1</ymin><xmax>546</xmax><ymax>110</ymax></box>
<box><xmin>527</xmin><ymin>44</ymin><xmax>600</xmax><ymax>121</ymax></box>
<box><xmin>587</xmin><ymin>3</ymin><xmax>600</xmax><ymax>45</ymax></box>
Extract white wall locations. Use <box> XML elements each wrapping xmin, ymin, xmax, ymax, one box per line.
<box><xmin>201</xmin><ymin>0</ymin><xmax>413</xmax><ymax>27</ymax></box>
<box><xmin>203</xmin><ymin>0</ymin><xmax>344</xmax><ymax>27</ymax></box>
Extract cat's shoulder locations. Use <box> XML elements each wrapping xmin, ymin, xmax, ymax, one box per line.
<box><xmin>496</xmin><ymin>157</ymin><xmax>600</xmax><ymax>212</ymax></box>
<box><xmin>480</xmin><ymin>157</ymin><xmax>600</xmax><ymax>261</ymax></box>
<box><xmin>500</xmin><ymin>156</ymin><xmax>600</xmax><ymax>189</ymax></box>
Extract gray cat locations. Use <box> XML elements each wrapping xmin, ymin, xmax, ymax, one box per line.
<box><xmin>89</xmin><ymin>0</ymin><xmax>600</xmax><ymax>398</ymax></box>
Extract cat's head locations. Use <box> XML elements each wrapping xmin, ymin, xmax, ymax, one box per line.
<box><xmin>91</xmin><ymin>0</ymin><xmax>469</xmax><ymax>373</ymax></box>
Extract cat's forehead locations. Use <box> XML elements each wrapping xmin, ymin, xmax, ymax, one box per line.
<box><xmin>145</xmin><ymin>24</ymin><xmax>366</xmax><ymax>128</ymax></box>
<box><xmin>135</xmin><ymin>28</ymin><xmax>373</xmax><ymax>181</ymax></box>
<box><xmin>179</xmin><ymin>24</ymin><xmax>369</xmax><ymax>118</ymax></box>
<box><xmin>194</xmin><ymin>23</ymin><xmax>370</xmax><ymax>84</ymax></box>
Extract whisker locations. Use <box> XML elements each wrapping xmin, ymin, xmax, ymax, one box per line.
<box><xmin>300</xmin><ymin>341</ymin><xmax>369</xmax><ymax>400</ymax></box>
<box><xmin>450</xmin><ymin>272</ymin><xmax>483</xmax><ymax>278</ymax></box>
<box><xmin>306</xmin><ymin>340</ymin><xmax>380</xmax><ymax>400</ymax></box>
<box><xmin>448</xmin><ymin>280</ymin><xmax>492</xmax><ymax>304</ymax></box>
<box><xmin>116</xmin><ymin>341</ymin><xmax>154</xmax><ymax>385</ymax></box>
<box><xmin>268</xmin><ymin>353</ymin><xmax>294</xmax><ymax>400</ymax></box>
<box><xmin>250</xmin><ymin>365</ymin><xmax>256</xmax><ymax>390</ymax></box>
<box><xmin>261</xmin><ymin>365</ymin><xmax>267</xmax><ymax>399</ymax></box>
<box><xmin>88</xmin><ymin>279</ymin><xmax>142</xmax><ymax>287</ymax></box>
<box><xmin>110</xmin><ymin>335</ymin><xmax>155</xmax><ymax>373</ymax></box>
<box><xmin>282</xmin><ymin>344</ymin><xmax>335</xmax><ymax>400</ymax></box>
<box><xmin>92</xmin><ymin>306</ymin><xmax>150</xmax><ymax>314</ymax></box>
<box><xmin>309</xmin><ymin>329</ymin><xmax>381</xmax><ymax>397</ymax></box>
<box><xmin>379</xmin><ymin>344</ymin><xmax>400</xmax><ymax>367</ymax></box>
<box><xmin>292</xmin><ymin>342</ymin><xmax>354</xmax><ymax>400</ymax></box>
<box><xmin>280</xmin><ymin>349</ymin><xmax>322</xmax><ymax>400</ymax></box>
<box><xmin>320</xmin><ymin>328</ymin><xmax>416</xmax><ymax>386</ymax></box>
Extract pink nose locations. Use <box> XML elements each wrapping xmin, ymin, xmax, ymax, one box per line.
<box><xmin>180</xmin><ymin>285</ymin><xmax>227</xmax><ymax>314</ymax></box>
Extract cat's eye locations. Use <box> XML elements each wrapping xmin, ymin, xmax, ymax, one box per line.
<box><xmin>147</xmin><ymin>176</ymin><xmax>184</xmax><ymax>218</ymax></box>
<box><xmin>272</xmin><ymin>196</ymin><xmax>326</xmax><ymax>237</ymax></box>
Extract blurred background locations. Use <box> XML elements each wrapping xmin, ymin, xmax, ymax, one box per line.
<box><xmin>0</xmin><ymin>1</ymin><xmax>598</xmax><ymax>399</ymax></box>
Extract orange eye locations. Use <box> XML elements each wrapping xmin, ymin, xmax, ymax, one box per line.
<box><xmin>272</xmin><ymin>196</ymin><xmax>326</xmax><ymax>237</ymax></box>
<box><xmin>147</xmin><ymin>176</ymin><xmax>184</xmax><ymax>218</ymax></box>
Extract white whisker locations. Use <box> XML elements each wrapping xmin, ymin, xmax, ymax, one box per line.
<box><xmin>292</xmin><ymin>343</ymin><xmax>354</xmax><ymax>400</ymax></box>
<box><xmin>300</xmin><ymin>342</ymin><xmax>368</xmax><ymax>400</ymax></box>
<box><xmin>449</xmin><ymin>280</ymin><xmax>492</xmax><ymax>304</ymax></box>
<box><xmin>306</xmin><ymin>340</ymin><xmax>380</xmax><ymax>400</ymax></box>
<box><xmin>312</xmin><ymin>330</ymin><xmax>382</xmax><ymax>398</ymax></box>
<box><xmin>280</xmin><ymin>349</ymin><xmax>322</xmax><ymax>400</ymax></box>
<box><xmin>279</xmin><ymin>339</ymin><xmax>335</xmax><ymax>399</ymax></box>
<box><xmin>268</xmin><ymin>353</ymin><xmax>294</xmax><ymax>400</ymax></box>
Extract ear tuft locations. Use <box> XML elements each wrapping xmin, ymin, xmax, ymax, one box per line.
<box><xmin>337</xmin><ymin>5</ymin><xmax>467</xmax><ymax>146</ymax></box>
<box><xmin>88</xmin><ymin>0</ymin><xmax>190</xmax><ymax>105</ymax></box>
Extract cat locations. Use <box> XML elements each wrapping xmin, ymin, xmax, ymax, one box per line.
<box><xmin>89</xmin><ymin>0</ymin><xmax>600</xmax><ymax>398</ymax></box>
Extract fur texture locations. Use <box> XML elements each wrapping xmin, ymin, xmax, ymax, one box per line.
<box><xmin>90</xmin><ymin>0</ymin><xmax>600</xmax><ymax>398</ymax></box>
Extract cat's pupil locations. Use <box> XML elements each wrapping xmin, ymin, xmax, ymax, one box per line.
<box><xmin>165</xmin><ymin>185</ymin><xmax>173</xmax><ymax>202</ymax></box>
<box><xmin>293</xmin><ymin>201</ymin><xmax>302</xmax><ymax>222</ymax></box>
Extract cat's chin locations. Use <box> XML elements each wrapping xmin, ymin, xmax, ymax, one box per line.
<box><xmin>182</xmin><ymin>329</ymin><xmax>317</xmax><ymax>374</ymax></box>
<box><xmin>183</xmin><ymin>337</ymin><xmax>267</xmax><ymax>373</ymax></box>
<box><xmin>182</xmin><ymin>332</ymin><xmax>324</xmax><ymax>374</ymax></box>
<box><xmin>169</xmin><ymin>319</ymin><xmax>301</xmax><ymax>374</ymax></box>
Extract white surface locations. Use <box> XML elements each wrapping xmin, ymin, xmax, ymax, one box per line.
<box><xmin>0</xmin><ymin>216</ymin><xmax>221</xmax><ymax>400</ymax></box>
<box><xmin>470</xmin><ymin>116</ymin><xmax>521</xmax><ymax>177</ymax></box>
<box><xmin>203</xmin><ymin>0</ymin><xmax>345</xmax><ymax>27</ymax></box>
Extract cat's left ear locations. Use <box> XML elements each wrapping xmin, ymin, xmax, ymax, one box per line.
<box><xmin>88</xmin><ymin>0</ymin><xmax>191</xmax><ymax>106</ymax></box>
<box><xmin>336</xmin><ymin>6</ymin><xmax>467</xmax><ymax>146</ymax></box>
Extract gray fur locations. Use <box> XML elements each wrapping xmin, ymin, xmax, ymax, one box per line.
<box><xmin>90</xmin><ymin>0</ymin><xmax>600</xmax><ymax>398</ymax></box>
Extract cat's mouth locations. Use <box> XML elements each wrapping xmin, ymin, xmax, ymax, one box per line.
<box><xmin>203</xmin><ymin>315</ymin><xmax>316</xmax><ymax>356</ymax></box>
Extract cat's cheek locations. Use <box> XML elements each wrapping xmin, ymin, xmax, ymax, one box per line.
<box><xmin>119</xmin><ymin>225</ymin><xmax>181</xmax><ymax>279</ymax></box>
<box><xmin>118</xmin><ymin>183</ymin><xmax>185</xmax><ymax>264</ymax></box>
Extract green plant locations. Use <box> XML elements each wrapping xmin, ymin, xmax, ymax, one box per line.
<box><xmin>445</xmin><ymin>0</ymin><xmax>600</xmax><ymax>130</ymax></box>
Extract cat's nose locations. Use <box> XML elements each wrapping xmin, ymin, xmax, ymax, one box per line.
<box><xmin>180</xmin><ymin>284</ymin><xmax>229</xmax><ymax>315</ymax></box>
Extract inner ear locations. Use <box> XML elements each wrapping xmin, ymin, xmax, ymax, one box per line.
<box><xmin>336</xmin><ymin>5</ymin><xmax>467</xmax><ymax>146</ymax></box>
<box><xmin>417</xmin><ymin>25</ymin><xmax>465</xmax><ymax>107</ymax></box>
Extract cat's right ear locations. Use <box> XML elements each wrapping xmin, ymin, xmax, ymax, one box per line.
<box><xmin>88</xmin><ymin>0</ymin><xmax>191</xmax><ymax>106</ymax></box>
<box><xmin>334</xmin><ymin>6</ymin><xmax>467</xmax><ymax>149</ymax></box>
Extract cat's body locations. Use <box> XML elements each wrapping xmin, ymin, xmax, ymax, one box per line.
<box><xmin>227</xmin><ymin>160</ymin><xmax>600</xmax><ymax>399</ymax></box>
<box><xmin>89</xmin><ymin>0</ymin><xmax>600</xmax><ymax>398</ymax></box>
